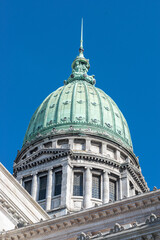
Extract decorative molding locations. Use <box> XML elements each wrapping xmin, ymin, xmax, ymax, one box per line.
<box><xmin>110</xmin><ymin>223</ymin><xmax>124</xmax><ymax>233</ymax></box>
<box><xmin>145</xmin><ymin>213</ymin><xmax>160</xmax><ymax>224</ymax></box>
<box><xmin>1</xmin><ymin>191</ymin><xmax>160</xmax><ymax>240</ymax></box>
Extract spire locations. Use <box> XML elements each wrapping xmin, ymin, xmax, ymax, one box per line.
<box><xmin>64</xmin><ymin>19</ymin><xmax>96</xmax><ymax>86</ymax></box>
<box><xmin>79</xmin><ymin>18</ymin><xmax>84</xmax><ymax>58</ymax></box>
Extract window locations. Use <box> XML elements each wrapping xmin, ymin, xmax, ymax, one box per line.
<box><xmin>91</xmin><ymin>141</ymin><xmax>101</xmax><ymax>154</ymax></box>
<box><xmin>38</xmin><ymin>175</ymin><xmax>47</xmax><ymax>200</ymax></box>
<box><xmin>24</xmin><ymin>180</ymin><xmax>32</xmax><ymax>195</ymax></box>
<box><xmin>120</xmin><ymin>152</ymin><xmax>127</xmax><ymax>161</ymax></box>
<box><xmin>30</xmin><ymin>147</ymin><xmax>38</xmax><ymax>154</ymax></box>
<box><xmin>54</xmin><ymin>171</ymin><xmax>62</xmax><ymax>196</ymax></box>
<box><xmin>57</xmin><ymin>139</ymin><xmax>69</xmax><ymax>149</ymax></box>
<box><xmin>107</xmin><ymin>146</ymin><xmax>116</xmax><ymax>159</ymax></box>
<box><xmin>92</xmin><ymin>175</ymin><xmax>101</xmax><ymax>199</ymax></box>
<box><xmin>43</xmin><ymin>141</ymin><xmax>52</xmax><ymax>148</ymax></box>
<box><xmin>73</xmin><ymin>173</ymin><xmax>83</xmax><ymax>196</ymax></box>
<box><xmin>74</xmin><ymin>139</ymin><xmax>85</xmax><ymax>150</ymax></box>
<box><xmin>109</xmin><ymin>180</ymin><xmax>116</xmax><ymax>201</ymax></box>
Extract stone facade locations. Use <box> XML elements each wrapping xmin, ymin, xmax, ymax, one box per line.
<box><xmin>1</xmin><ymin>188</ymin><xmax>160</xmax><ymax>239</ymax></box>
<box><xmin>13</xmin><ymin>134</ymin><xmax>148</xmax><ymax>217</ymax></box>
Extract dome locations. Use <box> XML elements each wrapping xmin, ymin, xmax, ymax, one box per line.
<box><xmin>24</xmin><ymin>44</ymin><xmax>132</xmax><ymax>150</ymax></box>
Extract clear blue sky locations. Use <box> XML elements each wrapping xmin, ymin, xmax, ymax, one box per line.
<box><xmin>0</xmin><ymin>0</ymin><xmax>160</xmax><ymax>190</ymax></box>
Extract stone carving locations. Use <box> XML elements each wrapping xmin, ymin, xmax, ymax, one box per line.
<box><xmin>104</xmin><ymin>106</ymin><xmax>109</xmax><ymax>111</ymax></box>
<box><xmin>61</xmin><ymin>117</ymin><xmax>67</xmax><ymax>122</ymax></box>
<box><xmin>132</xmin><ymin>222</ymin><xmax>138</xmax><ymax>228</ymax></box>
<box><xmin>47</xmin><ymin>120</ymin><xmax>53</xmax><ymax>125</ymax></box>
<box><xmin>97</xmin><ymin>231</ymin><xmax>103</xmax><ymax>237</ymax></box>
<box><xmin>91</xmin><ymin>102</ymin><xmax>97</xmax><ymax>106</ymax></box>
<box><xmin>145</xmin><ymin>213</ymin><xmax>160</xmax><ymax>224</ymax></box>
<box><xmin>65</xmin><ymin>57</ymin><xmax>96</xmax><ymax>85</ymax></box>
<box><xmin>63</xmin><ymin>101</ymin><xmax>69</xmax><ymax>105</ymax></box>
<box><xmin>77</xmin><ymin>100</ymin><xmax>83</xmax><ymax>104</ymax></box>
<box><xmin>110</xmin><ymin>223</ymin><xmax>124</xmax><ymax>233</ymax></box>
<box><xmin>153</xmin><ymin>186</ymin><xmax>158</xmax><ymax>191</ymax></box>
<box><xmin>117</xmin><ymin>130</ymin><xmax>122</xmax><ymax>135</ymax></box>
<box><xmin>91</xmin><ymin>119</ymin><xmax>98</xmax><ymax>123</ymax></box>
<box><xmin>49</xmin><ymin>104</ymin><xmax>55</xmax><ymax>108</ymax></box>
<box><xmin>105</xmin><ymin>123</ymin><xmax>112</xmax><ymax>128</ymax></box>
<box><xmin>76</xmin><ymin>116</ymin><xmax>84</xmax><ymax>121</ymax></box>
<box><xmin>77</xmin><ymin>232</ymin><xmax>91</xmax><ymax>240</ymax></box>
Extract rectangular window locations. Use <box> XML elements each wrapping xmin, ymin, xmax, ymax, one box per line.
<box><xmin>24</xmin><ymin>180</ymin><xmax>32</xmax><ymax>195</ymax></box>
<box><xmin>38</xmin><ymin>175</ymin><xmax>47</xmax><ymax>200</ymax></box>
<box><xmin>91</xmin><ymin>141</ymin><xmax>101</xmax><ymax>154</ymax></box>
<box><xmin>73</xmin><ymin>173</ymin><xmax>83</xmax><ymax>196</ymax></box>
<box><xmin>54</xmin><ymin>171</ymin><xmax>62</xmax><ymax>196</ymax></box>
<box><xmin>109</xmin><ymin>180</ymin><xmax>116</xmax><ymax>201</ymax></box>
<box><xmin>74</xmin><ymin>139</ymin><xmax>85</xmax><ymax>150</ymax></box>
<box><xmin>92</xmin><ymin>175</ymin><xmax>101</xmax><ymax>199</ymax></box>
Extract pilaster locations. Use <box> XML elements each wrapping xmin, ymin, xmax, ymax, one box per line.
<box><xmin>103</xmin><ymin>171</ymin><xmax>109</xmax><ymax>203</ymax></box>
<box><xmin>84</xmin><ymin>167</ymin><xmax>92</xmax><ymax>208</ymax></box>
<box><xmin>46</xmin><ymin>169</ymin><xmax>53</xmax><ymax>211</ymax></box>
<box><xmin>86</xmin><ymin>139</ymin><xmax>91</xmax><ymax>151</ymax></box>
<box><xmin>121</xmin><ymin>170</ymin><xmax>129</xmax><ymax>198</ymax></box>
<box><xmin>61</xmin><ymin>163</ymin><xmax>72</xmax><ymax>209</ymax></box>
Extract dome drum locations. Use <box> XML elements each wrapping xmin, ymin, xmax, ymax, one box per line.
<box><xmin>14</xmin><ymin>135</ymin><xmax>148</xmax><ymax>216</ymax></box>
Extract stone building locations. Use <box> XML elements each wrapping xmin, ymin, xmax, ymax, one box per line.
<box><xmin>0</xmin><ymin>23</ymin><xmax>160</xmax><ymax>239</ymax></box>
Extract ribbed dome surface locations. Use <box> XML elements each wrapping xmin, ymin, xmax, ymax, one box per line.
<box><xmin>24</xmin><ymin>80</ymin><xmax>132</xmax><ymax>149</ymax></box>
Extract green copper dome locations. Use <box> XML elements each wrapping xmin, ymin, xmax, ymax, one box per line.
<box><xmin>23</xmin><ymin>34</ymin><xmax>132</xmax><ymax>150</ymax></box>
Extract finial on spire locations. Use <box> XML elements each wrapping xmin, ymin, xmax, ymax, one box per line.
<box><xmin>79</xmin><ymin>18</ymin><xmax>84</xmax><ymax>57</ymax></box>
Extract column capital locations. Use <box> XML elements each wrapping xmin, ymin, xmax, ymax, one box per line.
<box><xmin>84</xmin><ymin>166</ymin><xmax>92</xmax><ymax>170</ymax></box>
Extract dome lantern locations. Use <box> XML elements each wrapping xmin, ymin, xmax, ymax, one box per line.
<box><xmin>64</xmin><ymin>19</ymin><xmax>96</xmax><ymax>86</ymax></box>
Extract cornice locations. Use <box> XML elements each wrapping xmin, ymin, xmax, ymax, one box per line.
<box><xmin>14</xmin><ymin>149</ymin><xmax>148</xmax><ymax>192</ymax></box>
<box><xmin>77</xmin><ymin>215</ymin><xmax>160</xmax><ymax>239</ymax></box>
<box><xmin>1</xmin><ymin>189</ymin><xmax>160</xmax><ymax>240</ymax></box>
<box><xmin>13</xmin><ymin>149</ymin><xmax>71</xmax><ymax>174</ymax></box>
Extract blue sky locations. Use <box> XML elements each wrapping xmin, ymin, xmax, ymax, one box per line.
<box><xmin>0</xmin><ymin>0</ymin><xmax>160</xmax><ymax>190</ymax></box>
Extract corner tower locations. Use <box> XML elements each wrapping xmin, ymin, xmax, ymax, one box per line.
<box><xmin>13</xmin><ymin>21</ymin><xmax>148</xmax><ymax>217</ymax></box>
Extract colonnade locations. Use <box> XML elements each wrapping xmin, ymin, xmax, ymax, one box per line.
<box><xmin>18</xmin><ymin>164</ymin><xmax>130</xmax><ymax>212</ymax></box>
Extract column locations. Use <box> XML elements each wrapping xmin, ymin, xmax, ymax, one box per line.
<box><xmin>84</xmin><ymin>168</ymin><xmax>92</xmax><ymax>208</ymax></box>
<box><xmin>103</xmin><ymin>171</ymin><xmax>109</xmax><ymax>203</ymax></box>
<box><xmin>61</xmin><ymin>163</ymin><xmax>72</xmax><ymax>209</ymax></box>
<box><xmin>46</xmin><ymin>169</ymin><xmax>53</xmax><ymax>211</ymax></box>
<box><xmin>31</xmin><ymin>173</ymin><xmax>38</xmax><ymax>200</ymax></box>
